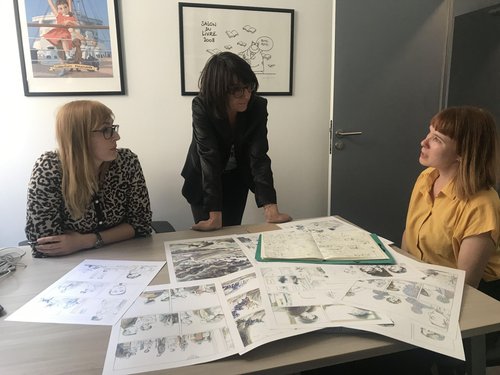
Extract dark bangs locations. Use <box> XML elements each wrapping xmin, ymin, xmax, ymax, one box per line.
<box><xmin>430</xmin><ymin>107</ymin><xmax>460</xmax><ymax>140</ymax></box>
<box><xmin>198</xmin><ymin>52</ymin><xmax>258</xmax><ymax>118</ymax></box>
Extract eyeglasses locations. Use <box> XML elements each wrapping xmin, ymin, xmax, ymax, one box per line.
<box><xmin>91</xmin><ymin>124</ymin><xmax>119</xmax><ymax>140</ymax></box>
<box><xmin>229</xmin><ymin>84</ymin><xmax>256</xmax><ymax>98</ymax></box>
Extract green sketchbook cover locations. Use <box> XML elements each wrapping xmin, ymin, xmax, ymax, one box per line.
<box><xmin>254</xmin><ymin>232</ymin><xmax>396</xmax><ymax>265</ymax></box>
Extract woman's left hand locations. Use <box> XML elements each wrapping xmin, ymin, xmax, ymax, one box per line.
<box><xmin>264</xmin><ymin>204</ymin><xmax>292</xmax><ymax>224</ymax></box>
<box><xmin>192</xmin><ymin>211</ymin><xmax>223</xmax><ymax>231</ymax></box>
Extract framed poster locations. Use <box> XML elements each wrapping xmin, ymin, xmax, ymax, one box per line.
<box><xmin>13</xmin><ymin>0</ymin><xmax>125</xmax><ymax>96</ymax></box>
<box><xmin>179</xmin><ymin>2</ymin><xmax>294</xmax><ymax>96</ymax></box>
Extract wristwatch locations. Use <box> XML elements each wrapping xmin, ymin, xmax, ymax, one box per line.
<box><xmin>94</xmin><ymin>232</ymin><xmax>104</xmax><ymax>248</ymax></box>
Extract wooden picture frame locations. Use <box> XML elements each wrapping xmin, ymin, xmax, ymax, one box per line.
<box><xmin>179</xmin><ymin>2</ymin><xmax>294</xmax><ymax>95</ymax></box>
<box><xmin>13</xmin><ymin>0</ymin><xmax>125</xmax><ymax>96</ymax></box>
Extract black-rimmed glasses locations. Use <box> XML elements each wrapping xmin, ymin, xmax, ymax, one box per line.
<box><xmin>229</xmin><ymin>84</ymin><xmax>256</xmax><ymax>98</ymax></box>
<box><xmin>92</xmin><ymin>124</ymin><xmax>119</xmax><ymax>140</ymax></box>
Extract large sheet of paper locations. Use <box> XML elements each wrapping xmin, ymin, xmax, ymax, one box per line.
<box><xmin>341</xmin><ymin>260</ymin><xmax>466</xmax><ymax>360</ymax></box>
<box><xmin>103</xmin><ymin>270</ymin><xmax>315</xmax><ymax>374</ymax></box>
<box><xmin>6</xmin><ymin>259</ymin><xmax>165</xmax><ymax>325</ymax></box>
<box><xmin>257</xmin><ymin>263</ymin><xmax>393</xmax><ymax>328</ymax></box>
<box><xmin>103</xmin><ymin>280</ymin><xmax>239</xmax><ymax>374</ymax></box>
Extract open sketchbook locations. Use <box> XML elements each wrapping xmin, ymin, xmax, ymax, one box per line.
<box><xmin>256</xmin><ymin>229</ymin><xmax>395</xmax><ymax>265</ymax></box>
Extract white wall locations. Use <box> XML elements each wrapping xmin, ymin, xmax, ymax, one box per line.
<box><xmin>0</xmin><ymin>0</ymin><xmax>332</xmax><ymax>246</ymax></box>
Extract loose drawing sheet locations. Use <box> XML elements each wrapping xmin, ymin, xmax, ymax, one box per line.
<box><xmin>103</xmin><ymin>271</ymin><xmax>316</xmax><ymax>374</ymax></box>
<box><xmin>103</xmin><ymin>280</ymin><xmax>238</xmax><ymax>374</ymax></box>
<box><xmin>7</xmin><ymin>259</ymin><xmax>165</xmax><ymax>325</ymax></box>
<box><xmin>219</xmin><ymin>268</ymin><xmax>316</xmax><ymax>354</ymax></box>
<box><xmin>164</xmin><ymin>235</ymin><xmax>254</xmax><ymax>283</ymax></box>
<box><xmin>257</xmin><ymin>263</ymin><xmax>393</xmax><ymax>328</ymax></box>
<box><xmin>341</xmin><ymin>259</ymin><xmax>465</xmax><ymax>359</ymax></box>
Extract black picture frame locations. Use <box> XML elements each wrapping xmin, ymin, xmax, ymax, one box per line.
<box><xmin>13</xmin><ymin>0</ymin><xmax>125</xmax><ymax>96</ymax></box>
<box><xmin>179</xmin><ymin>2</ymin><xmax>294</xmax><ymax>96</ymax></box>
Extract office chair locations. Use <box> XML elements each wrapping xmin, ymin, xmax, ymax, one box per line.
<box><xmin>151</xmin><ymin>220</ymin><xmax>175</xmax><ymax>233</ymax></box>
<box><xmin>486</xmin><ymin>332</ymin><xmax>500</xmax><ymax>367</ymax></box>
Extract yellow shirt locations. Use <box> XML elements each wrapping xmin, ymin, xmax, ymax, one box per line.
<box><xmin>405</xmin><ymin>168</ymin><xmax>500</xmax><ymax>281</ymax></box>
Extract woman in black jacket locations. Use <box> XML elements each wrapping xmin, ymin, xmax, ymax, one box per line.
<box><xmin>181</xmin><ymin>52</ymin><xmax>291</xmax><ymax>231</ymax></box>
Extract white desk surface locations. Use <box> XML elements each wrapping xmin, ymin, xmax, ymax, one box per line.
<box><xmin>2</xmin><ymin>224</ymin><xmax>500</xmax><ymax>375</ymax></box>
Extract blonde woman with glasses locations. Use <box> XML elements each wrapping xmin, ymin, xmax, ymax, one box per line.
<box><xmin>25</xmin><ymin>100</ymin><xmax>152</xmax><ymax>257</ymax></box>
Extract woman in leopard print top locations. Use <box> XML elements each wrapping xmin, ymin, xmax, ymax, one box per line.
<box><xmin>25</xmin><ymin>100</ymin><xmax>152</xmax><ymax>257</ymax></box>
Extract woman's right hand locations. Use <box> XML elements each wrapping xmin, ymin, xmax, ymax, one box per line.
<box><xmin>192</xmin><ymin>211</ymin><xmax>223</xmax><ymax>231</ymax></box>
<box><xmin>33</xmin><ymin>232</ymin><xmax>95</xmax><ymax>257</ymax></box>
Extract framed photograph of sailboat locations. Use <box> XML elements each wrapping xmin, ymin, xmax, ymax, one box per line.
<box><xmin>13</xmin><ymin>0</ymin><xmax>125</xmax><ymax>96</ymax></box>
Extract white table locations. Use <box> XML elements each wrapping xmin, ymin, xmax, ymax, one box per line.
<box><xmin>1</xmin><ymin>224</ymin><xmax>500</xmax><ymax>374</ymax></box>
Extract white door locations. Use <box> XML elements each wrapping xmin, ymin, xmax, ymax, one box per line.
<box><xmin>330</xmin><ymin>0</ymin><xmax>451</xmax><ymax>244</ymax></box>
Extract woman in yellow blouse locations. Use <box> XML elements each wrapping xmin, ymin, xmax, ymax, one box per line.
<box><xmin>402</xmin><ymin>106</ymin><xmax>500</xmax><ymax>300</ymax></box>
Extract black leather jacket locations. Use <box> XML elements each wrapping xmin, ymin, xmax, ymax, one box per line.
<box><xmin>181</xmin><ymin>95</ymin><xmax>277</xmax><ymax>211</ymax></box>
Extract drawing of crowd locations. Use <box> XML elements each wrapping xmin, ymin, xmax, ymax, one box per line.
<box><xmin>227</xmin><ymin>288</ymin><xmax>261</xmax><ymax>319</ymax></box>
<box><xmin>119</xmin><ymin>304</ymin><xmax>226</xmax><ymax>339</ymax></box>
<box><xmin>115</xmin><ymin>329</ymin><xmax>220</xmax><ymax>360</ymax></box>
<box><xmin>221</xmin><ymin>272</ymin><xmax>256</xmax><ymax>296</ymax></box>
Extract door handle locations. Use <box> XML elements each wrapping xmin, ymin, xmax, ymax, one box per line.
<box><xmin>335</xmin><ymin>129</ymin><xmax>362</xmax><ymax>138</ymax></box>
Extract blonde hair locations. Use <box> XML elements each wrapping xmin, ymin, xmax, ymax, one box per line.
<box><xmin>431</xmin><ymin>106</ymin><xmax>498</xmax><ymax>200</ymax></box>
<box><xmin>55</xmin><ymin>100</ymin><xmax>113</xmax><ymax>218</ymax></box>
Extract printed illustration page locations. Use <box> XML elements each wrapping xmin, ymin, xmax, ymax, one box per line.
<box><xmin>6</xmin><ymin>259</ymin><xmax>165</xmax><ymax>326</ymax></box>
<box><xmin>103</xmin><ymin>271</ymin><xmax>315</xmax><ymax>373</ymax></box>
<box><xmin>219</xmin><ymin>269</ymin><xmax>315</xmax><ymax>354</ymax></box>
<box><xmin>311</xmin><ymin>230</ymin><xmax>389</xmax><ymax>260</ymax></box>
<box><xmin>234</xmin><ymin>233</ymin><xmax>262</xmax><ymax>264</ymax></box>
<box><xmin>103</xmin><ymin>280</ymin><xmax>240</xmax><ymax>374</ymax></box>
<box><xmin>261</xmin><ymin>230</ymin><xmax>323</xmax><ymax>260</ymax></box>
<box><xmin>257</xmin><ymin>264</ymin><xmax>392</xmax><ymax>329</ymax></box>
<box><xmin>164</xmin><ymin>235</ymin><xmax>255</xmax><ymax>283</ymax></box>
<box><xmin>340</xmin><ymin>259</ymin><xmax>465</xmax><ymax>360</ymax></box>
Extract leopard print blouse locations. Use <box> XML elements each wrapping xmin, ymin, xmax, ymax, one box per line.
<box><xmin>25</xmin><ymin>148</ymin><xmax>152</xmax><ymax>241</ymax></box>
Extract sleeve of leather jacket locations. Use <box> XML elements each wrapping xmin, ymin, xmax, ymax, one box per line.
<box><xmin>247</xmin><ymin>97</ymin><xmax>277</xmax><ymax>207</ymax></box>
<box><xmin>192</xmin><ymin>97</ymin><xmax>224</xmax><ymax>211</ymax></box>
